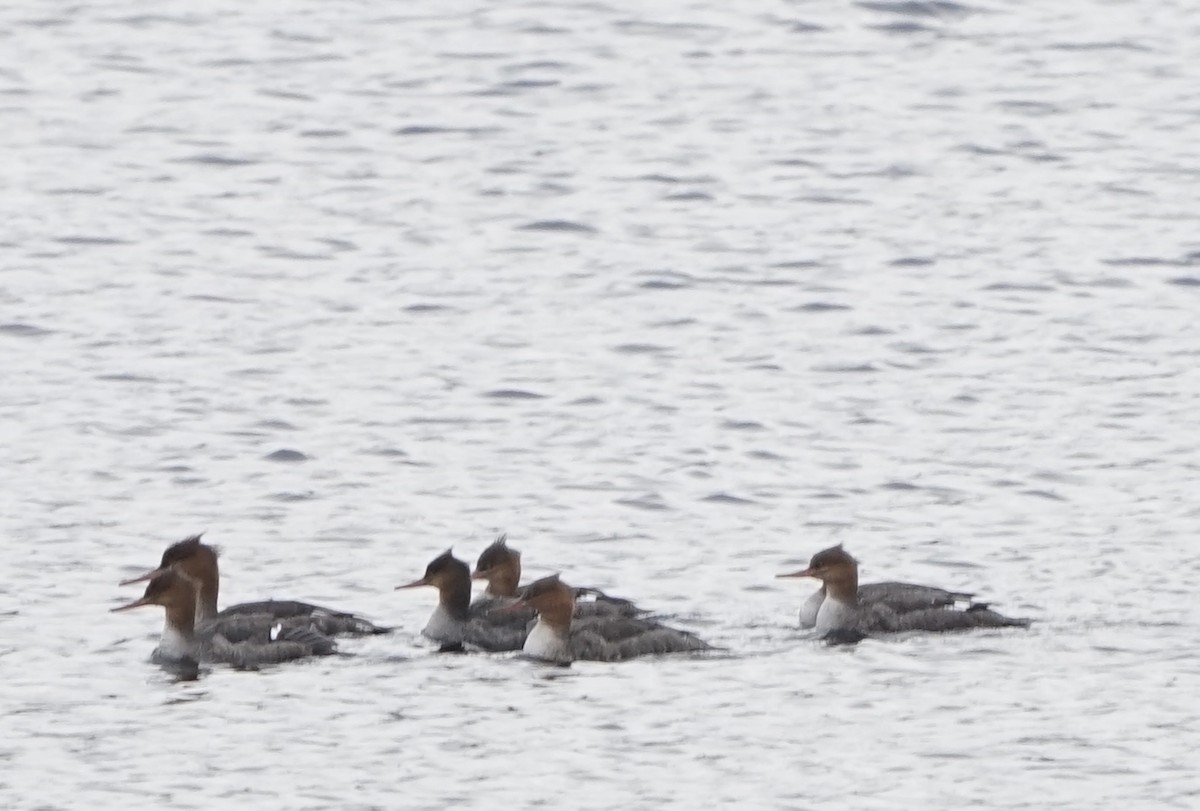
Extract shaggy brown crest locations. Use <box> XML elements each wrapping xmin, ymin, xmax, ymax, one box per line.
<box><xmin>516</xmin><ymin>573</ymin><xmax>565</xmax><ymax>601</ymax></box>
<box><xmin>512</xmin><ymin>574</ymin><xmax>575</xmax><ymax>628</ymax></box>
<box><xmin>396</xmin><ymin>549</ymin><xmax>470</xmax><ymax>594</ymax></box>
<box><xmin>807</xmin><ymin>544</ymin><xmax>856</xmax><ymax>572</ymax></box>
<box><xmin>474</xmin><ymin>533</ymin><xmax>518</xmax><ymax>574</ymax></box>
<box><xmin>158</xmin><ymin>533</ymin><xmax>210</xmax><ymax>567</ymax></box>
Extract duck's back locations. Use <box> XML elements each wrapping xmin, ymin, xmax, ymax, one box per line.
<box><xmin>216</xmin><ymin>600</ymin><xmax>390</xmax><ymax>636</ymax></box>
<box><xmin>858</xmin><ymin>582</ymin><xmax>972</xmax><ymax>614</ymax></box>
<box><xmin>470</xmin><ymin>596</ymin><xmax>534</xmax><ymax>628</ymax></box>
<box><xmin>463</xmin><ymin>620</ymin><xmax>529</xmax><ymax>652</ymax></box>
<box><xmin>571</xmin><ymin>587</ymin><xmax>645</xmax><ymax>618</ymax></box>
<box><xmin>567</xmin><ymin>618</ymin><xmax>709</xmax><ymax>661</ymax></box>
<box><xmin>474</xmin><ymin>591</ymin><xmax>643</xmax><ymax>624</ymax></box>
<box><xmin>468</xmin><ymin>594</ymin><xmax>646</xmax><ymax>651</ymax></box>
<box><xmin>888</xmin><ymin>604</ymin><xmax>1031</xmax><ymax>633</ymax></box>
<box><xmin>840</xmin><ymin>601</ymin><xmax>1029</xmax><ymax>635</ymax></box>
<box><xmin>205</xmin><ymin>625</ymin><xmax>336</xmax><ymax>669</ymax></box>
<box><xmin>201</xmin><ymin>612</ymin><xmax>346</xmax><ymax>653</ymax></box>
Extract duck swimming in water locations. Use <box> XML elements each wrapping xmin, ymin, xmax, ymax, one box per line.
<box><xmin>505</xmin><ymin>574</ymin><xmax>710</xmax><ymax>665</ymax></box>
<box><xmin>470</xmin><ymin>534</ymin><xmax>643</xmax><ymax>622</ymax></box>
<box><xmin>120</xmin><ymin>534</ymin><xmax>391</xmax><ymax>638</ymax></box>
<box><xmin>112</xmin><ymin>569</ymin><xmax>336</xmax><ymax>669</ymax></box>
<box><xmin>778</xmin><ymin>544</ymin><xmax>1030</xmax><ymax>641</ymax></box>
<box><xmin>396</xmin><ymin>550</ymin><xmax>528</xmax><ymax>652</ymax></box>
<box><xmin>795</xmin><ymin>578</ymin><xmax>975</xmax><ymax>629</ymax></box>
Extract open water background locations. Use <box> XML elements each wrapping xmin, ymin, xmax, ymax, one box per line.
<box><xmin>2</xmin><ymin>1</ymin><xmax>1198</xmax><ymax>808</ymax></box>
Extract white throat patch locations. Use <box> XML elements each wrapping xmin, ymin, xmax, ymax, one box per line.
<box><xmin>157</xmin><ymin>624</ymin><xmax>193</xmax><ymax>661</ymax></box>
<box><xmin>814</xmin><ymin>596</ymin><xmax>855</xmax><ymax>634</ymax></box>
<box><xmin>423</xmin><ymin>605</ymin><xmax>464</xmax><ymax>644</ymax></box>
<box><xmin>523</xmin><ymin>619</ymin><xmax>570</xmax><ymax>663</ymax></box>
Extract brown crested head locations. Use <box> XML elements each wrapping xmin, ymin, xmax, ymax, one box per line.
<box><xmin>473</xmin><ymin>533</ymin><xmax>516</xmax><ymax>574</ymax></box>
<box><xmin>111</xmin><ymin>569</ymin><xmax>196</xmax><ymax>613</ymax></box>
<box><xmin>159</xmin><ymin>534</ymin><xmax>206</xmax><ymax>567</ymax></box>
<box><xmin>120</xmin><ymin>532</ymin><xmax>217</xmax><ymax>586</ymax></box>
<box><xmin>396</xmin><ymin>549</ymin><xmax>470</xmax><ymax>591</ymax></box>
<box><xmin>163</xmin><ymin>534</ymin><xmax>219</xmax><ymax>581</ymax></box>
<box><xmin>807</xmin><ymin>544</ymin><xmax>857</xmax><ymax>577</ymax></box>
<box><xmin>776</xmin><ymin>543</ymin><xmax>858</xmax><ymax>581</ymax></box>
<box><xmin>472</xmin><ymin>533</ymin><xmax>522</xmax><ymax>595</ymax></box>
<box><xmin>513</xmin><ymin>574</ymin><xmax>574</xmax><ymax>616</ymax></box>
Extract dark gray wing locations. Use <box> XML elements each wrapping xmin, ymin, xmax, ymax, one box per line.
<box><xmin>273</xmin><ymin>624</ymin><xmax>337</xmax><ymax>655</ymax></box>
<box><xmin>858</xmin><ymin>581</ymin><xmax>973</xmax><ymax>614</ymax></box>
<box><xmin>200</xmin><ymin>614</ymin><xmax>337</xmax><ymax>652</ymax></box>
<box><xmin>840</xmin><ymin>600</ymin><xmax>1030</xmax><ymax>637</ymax></box>
<box><xmin>571</xmin><ymin>587</ymin><xmax>646</xmax><ymax>617</ymax></box>
<box><xmin>566</xmin><ymin>628</ymin><xmax>620</xmax><ymax>662</ymax></box>
<box><xmin>890</xmin><ymin>605</ymin><xmax>1031</xmax><ymax>633</ymax></box>
<box><xmin>199</xmin><ymin>614</ymin><xmax>278</xmax><ymax>644</ymax></box>
<box><xmin>462</xmin><ymin>619</ymin><xmax>528</xmax><ymax>652</ymax></box>
<box><xmin>570</xmin><ymin>617</ymin><xmax>710</xmax><ymax>660</ymax></box>
<box><xmin>470</xmin><ymin>597</ymin><xmax>535</xmax><ymax>628</ymax></box>
<box><xmin>852</xmin><ymin>603</ymin><xmax>904</xmax><ymax>634</ymax></box>
<box><xmin>216</xmin><ymin>600</ymin><xmax>391</xmax><ymax>636</ymax></box>
<box><xmin>207</xmin><ymin>630</ymin><xmax>335</xmax><ymax>669</ymax></box>
<box><xmin>612</xmin><ymin>627</ymin><xmax>709</xmax><ymax>659</ymax></box>
<box><xmin>572</xmin><ymin>614</ymin><xmax>662</xmax><ymax>643</ymax></box>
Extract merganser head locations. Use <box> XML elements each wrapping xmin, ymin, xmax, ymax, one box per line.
<box><xmin>398</xmin><ymin>548</ymin><xmax>478</xmax><ymax>598</ymax></box>
<box><xmin>395</xmin><ymin>549</ymin><xmax>469</xmax><ymax>590</ymax></box>
<box><xmin>507</xmin><ymin>574</ymin><xmax>575</xmax><ymax>628</ymax></box>
<box><xmin>119</xmin><ymin>533</ymin><xmax>219</xmax><ymax>587</ymax></box>
<box><xmin>120</xmin><ymin>534</ymin><xmax>222</xmax><ymax>621</ymax></box>
<box><xmin>396</xmin><ymin>549</ymin><xmax>473</xmax><ymax>622</ymax></box>
<box><xmin>776</xmin><ymin>544</ymin><xmax>857</xmax><ymax>580</ymax></box>
<box><xmin>777</xmin><ymin>544</ymin><xmax>859</xmax><ymax>600</ymax></box>
<box><xmin>471</xmin><ymin>534</ymin><xmax>522</xmax><ymax>597</ymax></box>
<box><xmin>111</xmin><ymin>569</ymin><xmax>197</xmax><ymax>617</ymax></box>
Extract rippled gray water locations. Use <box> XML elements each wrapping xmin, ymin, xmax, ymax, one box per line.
<box><xmin>3</xmin><ymin>1</ymin><xmax>1199</xmax><ymax>808</ymax></box>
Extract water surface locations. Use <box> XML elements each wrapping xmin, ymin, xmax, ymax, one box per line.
<box><xmin>2</xmin><ymin>1</ymin><xmax>1199</xmax><ymax>808</ymax></box>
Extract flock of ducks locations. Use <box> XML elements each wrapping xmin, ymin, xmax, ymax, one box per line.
<box><xmin>113</xmin><ymin>533</ymin><xmax>1030</xmax><ymax>671</ymax></box>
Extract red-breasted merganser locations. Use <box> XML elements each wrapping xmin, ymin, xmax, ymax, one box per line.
<box><xmin>506</xmin><ymin>574</ymin><xmax>710</xmax><ymax>665</ymax></box>
<box><xmin>119</xmin><ymin>534</ymin><xmax>390</xmax><ymax>637</ymax></box>
<box><xmin>112</xmin><ymin>569</ymin><xmax>336</xmax><ymax>669</ymax></box>
<box><xmin>395</xmin><ymin>550</ymin><xmax>527</xmax><ymax>653</ymax></box>
<box><xmin>777</xmin><ymin>544</ymin><xmax>1030</xmax><ymax>641</ymax></box>
<box><xmin>470</xmin><ymin>534</ymin><xmax>643</xmax><ymax>621</ymax></box>
<box><xmin>793</xmin><ymin>579</ymin><xmax>975</xmax><ymax>629</ymax></box>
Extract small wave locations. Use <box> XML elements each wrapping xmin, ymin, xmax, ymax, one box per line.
<box><xmin>174</xmin><ymin>154</ymin><xmax>258</xmax><ymax>166</ymax></box>
<box><xmin>615</xmin><ymin>494</ymin><xmax>670</xmax><ymax>511</ymax></box>
<box><xmin>612</xmin><ymin>343</ymin><xmax>667</xmax><ymax>355</ymax></box>
<box><xmin>515</xmin><ymin>220</ymin><xmax>597</xmax><ymax>234</ymax></box>
<box><xmin>701</xmin><ymin>492</ymin><xmax>757</xmax><ymax>506</ymax></box>
<box><xmin>264</xmin><ymin>449</ymin><xmax>308</xmax><ymax>463</ymax></box>
<box><xmin>483</xmin><ymin>389</ymin><xmax>546</xmax><ymax>400</ymax></box>
<box><xmin>53</xmin><ymin>236</ymin><xmax>130</xmax><ymax>246</ymax></box>
<box><xmin>266</xmin><ymin>491</ymin><xmax>317</xmax><ymax>502</ymax></box>
<box><xmin>813</xmin><ymin>363</ymin><xmax>878</xmax><ymax>373</ymax></box>
<box><xmin>857</xmin><ymin>1</ymin><xmax>978</xmax><ymax>17</ymax></box>
<box><xmin>722</xmin><ymin>420</ymin><xmax>766</xmax><ymax>431</ymax></box>
<box><xmin>0</xmin><ymin>323</ymin><xmax>52</xmax><ymax>337</ymax></box>
<box><xmin>95</xmin><ymin>373</ymin><xmax>157</xmax><ymax>382</ymax></box>
<box><xmin>255</xmin><ymin>420</ymin><xmax>298</xmax><ymax>431</ymax></box>
<box><xmin>792</xmin><ymin>302</ymin><xmax>851</xmax><ymax>312</ymax></box>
